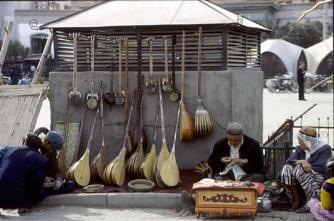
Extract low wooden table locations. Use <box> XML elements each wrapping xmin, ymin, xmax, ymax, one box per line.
<box><xmin>192</xmin><ymin>180</ymin><xmax>258</xmax><ymax>219</ymax></box>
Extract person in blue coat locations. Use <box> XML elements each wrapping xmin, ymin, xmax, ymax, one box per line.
<box><xmin>0</xmin><ymin>134</ymin><xmax>48</xmax><ymax>211</ymax></box>
<box><xmin>281</xmin><ymin>126</ymin><xmax>332</xmax><ymax>213</ymax></box>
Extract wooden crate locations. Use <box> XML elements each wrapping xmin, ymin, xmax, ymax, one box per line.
<box><xmin>195</xmin><ymin>187</ymin><xmax>257</xmax><ymax>219</ymax></box>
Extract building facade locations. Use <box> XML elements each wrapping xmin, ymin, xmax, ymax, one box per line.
<box><xmin>0</xmin><ymin>1</ymin><xmax>99</xmax><ymax>52</ymax></box>
<box><xmin>211</xmin><ymin>0</ymin><xmax>333</xmax><ymax>38</ymax></box>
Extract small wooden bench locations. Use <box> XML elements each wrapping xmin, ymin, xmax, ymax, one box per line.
<box><xmin>193</xmin><ymin>180</ymin><xmax>259</xmax><ymax>219</ymax></box>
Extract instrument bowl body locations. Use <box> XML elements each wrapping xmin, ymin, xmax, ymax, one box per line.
<box><xmin>69</xmin><ymin>91</ymin><xmax>82</xmax><ymax>106</ymax></box>
<box><xmin>103</xmin><ymin>92</ymin><xmax>116</xmax><ymax>105</ymax></box>
<box><xmin>169</xmin><ymin>90</ymin><xmax>180</xmax><ymax>102</ymax></box>
<box><xmin>180</xmin><ymin>102</ymin><xmax>194</xmax><ymax>141</ymax></box>
<box><xmin>115</xmin><ymin>91</ymin><xmax>125</xmax><ymax>105</ymax></box>
<box><xmin>86</xmin><ymin>95</ymin><xmax>98</xmax><ymax>110</ymax></box>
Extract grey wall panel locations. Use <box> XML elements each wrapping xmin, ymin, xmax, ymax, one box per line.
<box><xmin>49</xmin><ymin>69</ymin><xmax>262</xmax><ymax>168</ymax></box>
<box><xmin>231</xmin><ymin>68</ymin><xmax>263</xmax><ymax>143</ymax></box>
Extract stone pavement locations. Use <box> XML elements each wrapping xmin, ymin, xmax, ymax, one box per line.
<box><xmin>0</xmin><ymin>193</ymin><xmax>315</xmax><ymax>220</ymax></box>
<box><xmin>0</xmin><ymin>206</ymin><xmax>315</xmax><ymax>221</ymax></box>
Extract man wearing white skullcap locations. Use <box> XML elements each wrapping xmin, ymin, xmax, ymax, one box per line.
<box><xmin>208</xmin><ymin>122</ymin><xmax>264</xmax><ymax>182</ymax></box>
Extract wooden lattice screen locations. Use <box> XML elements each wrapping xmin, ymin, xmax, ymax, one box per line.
<box><xmin>54</xmin><ymin>28</ymin><xmax>261</xmax><ymax>72</ymax></box>
<box><xmin>227</xmin><ymin>29</ymin><xmax>260</xmax><ymax>68</ymax></box>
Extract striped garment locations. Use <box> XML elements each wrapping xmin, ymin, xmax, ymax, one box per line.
<box><xmin>281</xmin><ymin>164</ymin><xmax>325</xmax><ymax>200</ymax></box>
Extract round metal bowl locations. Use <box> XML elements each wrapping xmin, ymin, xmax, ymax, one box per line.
<box><xmin>43</xmin><ymin>177</ymin><xmax>55</xmax><ymax>188</ymax></box>
<box><xmin>43</xmin><ymin>181</ymin><xmax>55</xmax><ymax>188</ymax></box>
<box><xmin>83</xmin><ymin>184</ymin><xmax>105</xmax><ymax>193</ymax></box>
<box><xmin>128</xmin><ymin>179</ymin><xmax>155</xmax><ymax>192</ymax></box>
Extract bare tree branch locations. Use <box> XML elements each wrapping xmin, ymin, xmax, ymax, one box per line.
<box><xmin>298</xmin><ymin>0</ymin><xmax>332</xmax><ymax>22</ymax></box>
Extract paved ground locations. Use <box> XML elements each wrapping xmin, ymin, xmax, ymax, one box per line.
<box><xmin>263</xmin><ymin>89</ymin><xmax>333</xmax><ymax>147</ymax></box>
<box><xmin>0</xmin><ymin>207</ymin><xmax>315</xmax><ymax>221</ymax></box>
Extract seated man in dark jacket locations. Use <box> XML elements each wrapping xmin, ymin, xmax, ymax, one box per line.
<box><xmin>281</xmin><ymin>126</ymin><xmax>332</xmax><ymax>213</ymax></box>
<box><xmin>208</xmin><ymin>122</ymin><xmax>264</xmax><ymax>182</ymax></box>
<box><xmin>0</xmin><ymin>134</ymin><xmax>48</xmax><ymax>211</ymax></box>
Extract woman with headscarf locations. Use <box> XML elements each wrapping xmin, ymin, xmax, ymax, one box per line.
<box><xmin>281</xmin><ymin>126</ymin><xmax>332</xmax><ymax>213</ymax></box>
<box><xmin>308</xmin><ymin>157</ymin><xmax>334</xmax><ymax>221</ymax></box>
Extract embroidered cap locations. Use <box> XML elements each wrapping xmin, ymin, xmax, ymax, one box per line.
<box><xmin>226</xmin><ymin>122</ymin><xmax>243</xmax><ymax>135</ymax></box>
<box><xmin>300</xmin><ymin>126</ymin><xmax>317</xmax><ymax>137</ymax></box>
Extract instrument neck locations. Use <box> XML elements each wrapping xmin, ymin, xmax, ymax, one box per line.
<box><xmin>87</xmin><ymin>109</ymin><xmax>99</xmax><ymax>151</ymax></box>
<box><xmin>100</xmin><ymin>85</ymin><xmax>105</xmax><ymax>147</ymax></box>
<box><xmin>122</xmin><ymin>97</ymin><xmax>135</xmax><ymax>147</ymax></box>
<box><xmin>149</xmin><ymin>39</ymin><xmax>153</xmax><ymax>77</ymax></box>
<box><xmin>91</xmin><ymin>35</ymin><xmax>96</xmax><ymax>92</ymax></box>
<box><xmin>159</xmin><ymin>81</ymin><xmax>166</xmax><ymax>142</ymax></box>
<box><xmin>73</xmin><ymin>33</ymin><xmax>78</xmax><ymax>91</ymax></box>
<box><xmin>137</xmin><ymin>34</ymin><xmax>142</xmax><ymax>126</ymax></box>
<box><xmin>118</xmin><ymin>38</ymin><xmax>122</xmax><ymax>92</ymax></box>
<box><xmin>171</xmin><ymin>103</ymin><xmax>181</xmax><ymax>152</ymax></box>
<box><xmin>153</xmin><ymin>92</ymin><xmax>160</xmax><ymax>142</ymax></box>
<box><xmin>181</xmin><ymin>31</ymin><xmax>186</xmax><ymax>101</ymax></box>
<box><xmin>164</xmin><ymin>36</ymin><xmax>169</xmax><ymax>80</ymax></box>
<box><xmin>139</xmin><ymin>93</ymin><xmax>144</xmax><ymax>139</ymax></box>
<box><xmin>171</xmin><ymin>34</ymin><xmax>176</xmax><ymax>88</ymax></box>
<box><xmin>124</xmin><ymin>37</ymin><xmax>128</xmax><ymax>95</ymax></box>
<box><xmin>197</xmin><ymin>27</ymin><xmax>202</xmax><ymax>99</ymax></box>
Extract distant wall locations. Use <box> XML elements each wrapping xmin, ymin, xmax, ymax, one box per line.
<box><xmin>275</xmin><ymin>3</ymin><xmax>333</xmax><ymax>27</ymax></box>
<box><xmin>49</xmin><ymin>69</ymin><xmax>263</xmax><ymax>168</ymax></box>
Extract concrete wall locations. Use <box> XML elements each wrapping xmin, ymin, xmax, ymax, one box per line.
<box><xmin>231</xmin><ymin>68</ymin><xmax>263</xmax><ymax>139</ymax></box>
<box><xmin>274</xmin><ymin>3</ymin><xmax>333</xmax><ymax>27</ymax></box>
<box><xmin>49</xmin><ymin>69</ymin><xmax>263</xmax><ymax>169</ymax></box>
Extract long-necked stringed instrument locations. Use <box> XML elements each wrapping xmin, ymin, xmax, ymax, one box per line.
<box><xmin>67</xmin><ymin>108</ymin><xmax>99</xmax><ymax>186</ymax></box>
<box><xmin>103</xmin><ymin>97</ymin><xmax>135</xmax><ymax>186</ymax></box>
<box><xmin>159</xmin><ymin>103</ymin><xmax>181</xmax><ymax>187</ymax></box>
<box><xmin>90</xmin><ymin>81</ymin><xmax>107</xmax><ymax>182</ymax></box>
<box><xmin>154</xmin><ymin>81</ymin><xmax>170</xmax><ymax>187</ymax></box>
<box><xmin>139</xmin><ymin>92</ymin><xmax>159</xmax><ymax>181</ymax></box>
<box><xmin>179</xmin><ymin>30</ymin><xmax>194</xmax><ymax>142</ymax></box>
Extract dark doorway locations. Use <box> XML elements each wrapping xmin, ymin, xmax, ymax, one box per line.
<box><xmin>261</xmin><ymin>52</ymin><xmax>287</xmax><ymax>79</ymax></box>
